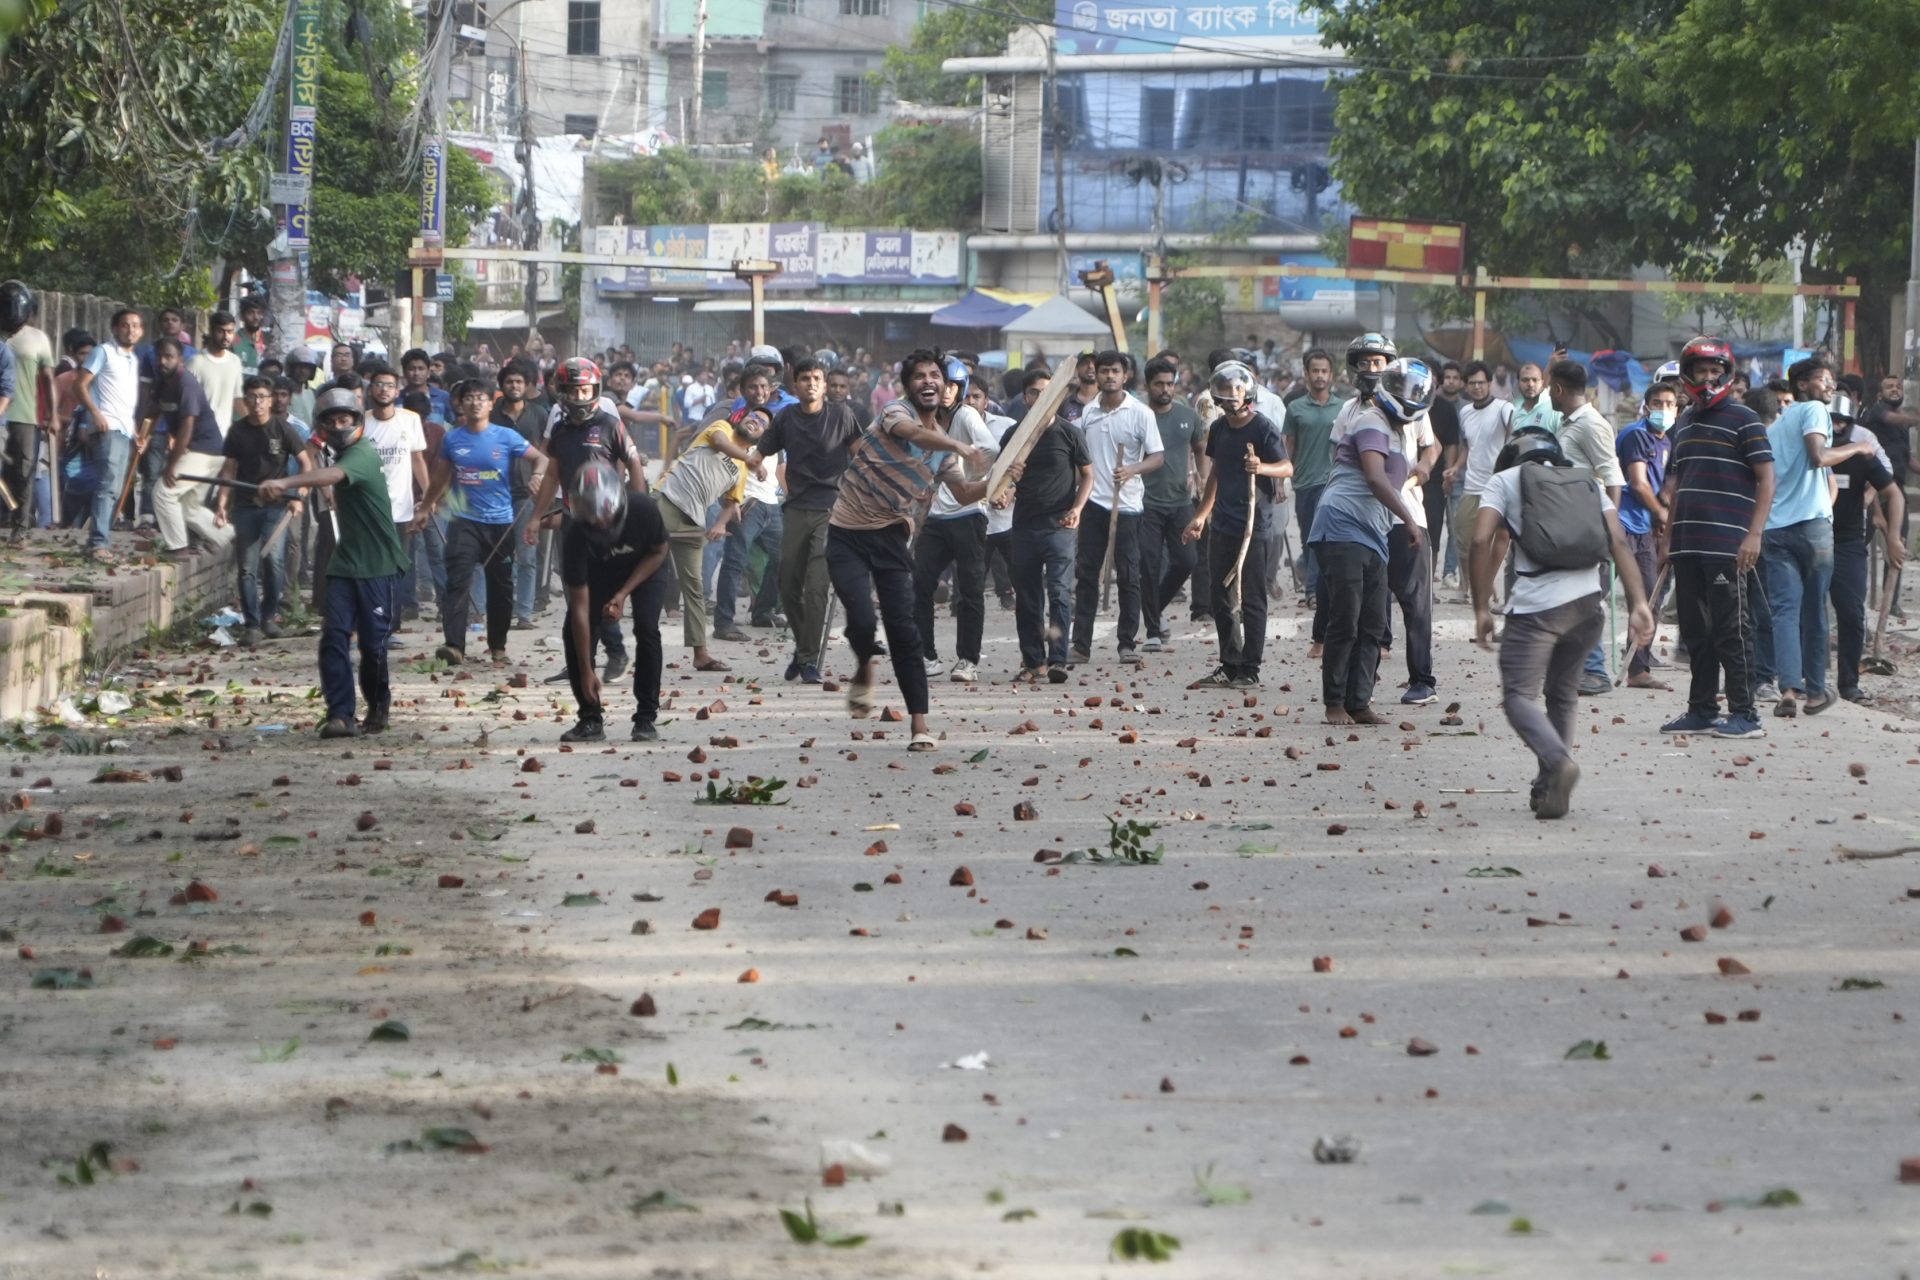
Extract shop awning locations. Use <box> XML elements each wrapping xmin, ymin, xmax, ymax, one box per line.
<box><xmin>930</xmin><ymin>287</ymin><xmax>1049</xmax><ymax>328</ymax></box>
<box><xmin>688</xmin><ymin>299</ymin><xmax>951</xmax><ymax>315</ymax></box>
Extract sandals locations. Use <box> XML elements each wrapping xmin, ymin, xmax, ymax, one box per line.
<box><xmin>907</xmin><ymin>731</ymin><xmax>937</xmax><ymax>752</ymax></box>
<box><xmin>694</xmin><ymin>657</ymin><xmax>731</xmax><ymax>672</ymax></box>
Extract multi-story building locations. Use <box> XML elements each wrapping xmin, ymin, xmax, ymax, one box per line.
<box><xmin>447</xmin><ymin>0</ymin><xmax>650</xmax><ymax>141</ymax></box>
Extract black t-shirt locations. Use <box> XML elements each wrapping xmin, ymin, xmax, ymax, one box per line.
<box><xmin>561</xmin><ymin>493</ymin><xmax>669</xmax><ymax>597</ymax></box>
<box><xmin>760</xmin><ymin>401</ymin><xmax>862</xmax><ymax>510</ymax></box>
<box><xmin>492</xmin><ymin>399</ymin><xmax>548</xmax><ymax>500</ymax></box>
<box><xmin>1002</xmin><ymin>418</ymin><xmax>1090</xmax><ymax>530</ymax></box>
<box><xmin>1204</xmin><ymin>411</ymin><xmax>1289</xmax><ymax>536</ymax></box>
<box><xmin>545</xmin><ymin>409</ymin><xmax>637</xmax><ymax>504</ymax></box>
<box><xmin>221</xmin><ymin>416</ymin><xmax>308</xmax><ymax>507</ymax></box>
<box><xmin>1862</xmin><ymin>400</ymin><xmax>1912</xmax><ymax>483</ymax></box>
<box><xmin>1832</xmin><ymin>428</ymin><xmax>1896</xmax><ymax>543</ymax></box>
<box><xmin>1426</xmin><ymin>395</ymin><xmax>1462</xmax><ymax>450</ymax></box>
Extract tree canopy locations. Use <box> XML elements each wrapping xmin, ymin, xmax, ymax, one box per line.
<box><xmin>1310</xmin><ymin>0</ymin><xmax>1920</xmax><ymax>371</ymax></box>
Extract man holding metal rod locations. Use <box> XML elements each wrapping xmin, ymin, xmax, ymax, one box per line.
<box><xmin>210</xmin><ymin>376</ymin><xmax>311</xmax><ymax>647</ymax></box>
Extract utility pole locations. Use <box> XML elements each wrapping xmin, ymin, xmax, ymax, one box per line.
<box><xmin>1905</xmin><ymin>136</ymin><xmax>1920</xmax><ymax>400</ymax></box>
<box><xmin>518</xmin><ymin>40</ymin><xmax>540</xmax><ymax>346</ymax></box>
<box><xmin>1045</xmin><ymin>23</ymin><xmax>1066</xmax><ymax>293</ymax></box>
<box><xmin>688</xmin><ymin>0</ymin><xmax>708</xmax><ymax>148</ymax></box>
<box><xmin>271</xmin><ymin>0</ymin><xmax>322</xmax><ymax>359</ymax></box>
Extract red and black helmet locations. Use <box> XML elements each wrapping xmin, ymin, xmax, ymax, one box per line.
<box><xmin>555</xmin><ymin>356</ymin><xmax>603</xmax><ymax>423</ymax></box>
<box><xmin>1678</xmin><ymin>336</ymin><xmax>1736</xmax><ymax>410</ymax></box>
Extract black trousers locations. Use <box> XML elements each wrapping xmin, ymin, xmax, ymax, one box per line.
<box><xmin>565</xmin><ymin>567</ymin><xmax>669</xmax><ymax>727</ymax></box>
<box><xmin>1830</xmin><ymin>537</ymin><xmax>1868</xmax><ymax>694</ymax></box>
<box><xmin>443</xmin><ymin>517</ymin><xmax>514</xmax><ymax>654</ymax></box>
<box><xmin>1209</xmin><ymin>522</ymin><xmax>1270</xmax><ymax>676</ymax></box>
<box><xmin>1011</xmin><ymin>524</ymin><xmax>1075</xmax><ymax>669</ymax></box>
<box><xmin>912</xmin><ymin>513</ymin><xmax>987</xmax><ymax>664</ymax></box>
<box><xmin>986</xmin><ymin>529</ymin><xmax>1014</xmax><ymax>603</ymax></box>
<box><xmin>827</xmin><ymin>523</ymin><xmax>929</xmax><ymax>715</ymax></box>
<box><xmin>1386</xmin><ymin>523</ymin><xmax>1435</xmax><ymax>689</ymax></box>
<box><xmin>1071</xmin><ymin>502</ymin><xmax>1143</xmax><ymax>653</ymax></box>
<box><xmin>1140</xmin><ymin>501</ymin><xmax>1197</xmax><ymax>640</ymax></box>
<box><xmin>1316</xmin><ymin>539</ymin><xmax>1388</xmax><ymax>713</ymax></box>
<box><xmin>1672</xmin><ymin>553</ymin><xmax>1758</xmax><ymax>720</ymax></box>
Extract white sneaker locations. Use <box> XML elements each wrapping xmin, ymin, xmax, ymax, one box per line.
<box><xmin>922</xmin><ymin>656</ymin><xmax>945</xmax><ymax>678</ymax></box>
<box><xmin>1140</xmin><ymin>636</ymin><xmax>1163</xmax><ymax>653</ymax></box>
<box><xmin>948</xmin><ymin>659</ymin><xmax>978</xmax><ymax>683</ymax></box>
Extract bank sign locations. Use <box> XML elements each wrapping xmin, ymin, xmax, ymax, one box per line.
<box><xmin>1055</xmin><ymin>0</ymin><xmax>1321</xmax><ymax>53</ymax></box>
<box><xmin>594</xmin><ymin>225</ymin><xmax>963</xmax><ymax>293</ymax></box>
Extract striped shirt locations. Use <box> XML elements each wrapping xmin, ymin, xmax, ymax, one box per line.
<box><xmin>829</xmin><ymin>402</ymin><xmax>964</xmax><ymax>533</ymax></box>
<box><xmin>1667</xmin><ymin>399</ymin><xmax>1773</xmax><ymax>560</ymax></box>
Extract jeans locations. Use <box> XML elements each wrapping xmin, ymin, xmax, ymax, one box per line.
<box><xmin>1583</xmin><ymin>562</ymin><xmax>1612</xmax><ymax>680</ymax></box>
<box><xmin>779</xmin><ymin>506</ymin><xmax>834</xmax><ymax>666</ymax></box>
<box><xmin>1292</xmin><ymin>484</ymin><xmax>1324</xmax><ymax>599</ymax></box>
<box><xmin>1209</xmin><ymin>522</ymin><xmax>1270</xmax><ymax>677</ymax></box>
<box><xmin>320</xmin><ymin>573</ymin><xmax>397</xmax><ymax>723</ymax></box>
<box><xmin>827</xmin><ymin>522</ymin><xmax>929</xmax><ymax>715</ymax></box>
<box><xmin>87</xmin><ymin>430</ymin><xmax>132</xmax><ymax>549</ymax></box>
<box><xmin>1672</xmin><ymin>554</ymin><xmax>1759</xmax><ymax>720</ymax></box>
<box><xmin>1315</xmin><ymin>539</ymin><xmax>1388</xmax><ymax>713</ymax></box>
<box><xmin>1499</xmin><ymin>592</ymin><xmax>1605</xmax><ymax>778</ymax></box>
<box><xmin>702</xmin><ymin>499</ymin><xmax>725</xmax><ymax>599</ymax></box>
<box><xmin>416</xmin><ymin>508</ymin><xmax>448</xmax><ymax>603</ymax></box>
<box><xmin>1831</xmin><ymin>537</ymin><xmax>1868</xmax><ymax>693</ymax></box>
<box><xmin>1140</xmin><ymin>501</ymin><xmax>1197</xmax><ymax>640</ymax></box>
<box><xmin>511</xmin><ymin>498</ymin><xmax>539</xmax><ymax>619</ymax></box>
<box><xmin>1624</xmin><ymin>531</ymin><xmax>1663</xmax><ymax>677</ymax></box>
<box><xmin>137</xmin><ymin>434</ymin><xmax>166</xmax><ymax>521</ymax></box>
<box><xmin>232</xmin><ymin>504</ymin><xmax>291</xmax><ymax>629</ymax></box>
<box><xmin>1760</xmin><ymin>517</ymin><xmax>1834</xmax><ymax>696</ymax></box>
<box><xmin>913</xmin><ymin>513</ymin><xmax>987</xmax><ymax>664</ymax></box>
<box><xmin>565</xmin><ymin>567</ymin><xmax>669</xmax><ymax>727</ymax></box>
<box><xmin>1443</xmin><ymin>487</ymin><xmax>1466</xmax><ymax>578</ymax></box>
<box><xmin>715</xmin><ymin>499</ymin><xmax>783</xmax><ymax>628</ymax></box>
<box><xmin>1386</xmin><ymin>523</ymin><xmax>1434</xmax><ymax>688</ymax></box>
<box><xmin>1011</xmin><ymin>524</ymin><xmax>1076</xmax><ymax>669</ymax></box>
<box><xmin>1071</xmin><ymin>503</ymin><xmax>1143</xmax><ymax>653</ymax></box>
<box><xmin>986</xmin><ymin>529</ymin><xmax>1014</xmax><ymax>602</ymax></box>
<box><xmin>442</xmin><ymin>517</ymin><xmax>514</xmax><ymax>654</ymax></box>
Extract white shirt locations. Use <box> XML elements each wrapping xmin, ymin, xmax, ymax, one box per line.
<box><xmin>1458</xmin><ymin>398</ymin><xmax>1514</xmax><ymax>496</ymax></box>
<box><xmin>683</xmin><ymin>382</ymin><xmax>715</xmax><ymax>420</ymax></box>
<box><xmin>81</xmin><ymin>342</ymin><xmax>142</xmax><ymax>436</ymax></box>
<box><xmin>188</xmin><ymin>349</ymin><xmax>245</xmax><ymax>436</ymax></box>
<box><xmin>1477</xmin><ymin>464</ymin><xmax>1616</xmax><ymax>615</ymax></box>
<box><xmin>929</xmin><ymin>404</ymin><xmax>998</xmax><ymax>519</ymax></box>
<box><xmin>983</xmin><ymin>412</ymin><xmax>1016</xmax><ymax>534</ymax></box>
<box><xmin>1079</xmin><ymin>395</ymin><xmax>1165</xmax><ymax>514</ymax></box>
<box><xmin>1394</xmin><ymin>414</ymin><xmax>1437</xmax><ymax>528</ymax></box>
<box><xmin>363</xmin><ymin>407</ymin><xmax>427</xmax><ymax>523</ymax></box>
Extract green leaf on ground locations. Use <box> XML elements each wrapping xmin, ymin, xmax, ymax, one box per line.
<box><xmin>113</xmin><ymin>936</ymin><xmax>174</xmax><ymax>959</ymax></box>
<box><xmin>252</xmin><ymin>1037</ymin><xmax>300</xmax><ymax>1063</ymax></box>
<box><xmin>779</xmin><ymin>1199</ymin><xmax>867</xmax><ymax>1248</ymax></box>
<box><xmin>1235</xmin><ymin>842</ymin><xmax>1279</xmax><ymax>856</ymax></box>
<box><xmin>560</xmin><ymin>893</ymin><xmax>602</xmax><ymax>907</ymax></box>
<box><xmin>1723</xmin><ymin>1187</ymin><xmax>1802</xmax><ymax>1209</ymax></box>
<box><xmin>1467</xmin><ymin>866</ymin><xmax>1523</xmax><ymax>878</ymax></box>
<box><xmin>967</xmin><ymin>749</ymin><xmax>989</xmax><ymax>763</ymax></box>
<box><xmin>632</xmin><ymin>1190</ymin><xmax>700</xmax><ymax>1213</ymax></box>
<box><xmin>562</xmin><ymin>1046</ymin><xmax>622</xmax><ymax>1064</ymax></box>
<box><xmin>374</xmin><ymin>943</ymin><xmax>414</xmax><ymax>957</ymax></box>
<box><xmin>1508</xmin><ymin>1217</ymin><xmax>1535</xmax><ymax>1235</ymax></box>
<box><xmin>1003</xmin><ymin>1207</ymin><xmax>1038</xmax><ymax>1221</ymax></box>
<box><xmin>666</xmin><ymin>1062</ymin><xmax>679</xmax><ymax>1086</ymax></box>
<box><xmin>1836</xmin><ymin>977</ymin><xmax>1885</xmax><ymax>990</ymax></box>
<box><xmin>1110</xmin><ymin>1228</ymin><xmax>1181</xmax><ymax>1261</ymax></box>
<box><xmin>31</xmin><ymin>855</ymin><xmax>75</xmax><ymax>877</ymax></box>
<box><xmin>1194</xmin><ymin>1164</ymin><xmax>1250</xmax><ymax>1206</ymax></box>
<box><xmin>228</xmin><ymin>1199</ymin><xmax>273</xmax><ymax>1217</ymax></box>
<box><xmin>31</xmin><ymin>968</ymin><xmax>95</xmax><ymax>989</ymax></box>
<box><xmin>264</xmin><ymin>835</ymin><xmax>303</xmax><ymax>848</ymax></box>
<box><xmin>1564</xmin><ymin>1040</ymin><xmax>1611</xmax><ymax>1061</ymax></box>
<box><xmin>1113</xmin><ymin>947</ymin><xmax>1139</xmax><ymax>957</ymax></box>
<box><xmin>368</xmin><ymin>1020</ymin><xmax>411</xmax><ymax>1042</ymax></box>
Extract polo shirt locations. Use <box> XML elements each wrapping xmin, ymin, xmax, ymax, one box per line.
<box><xmin>82</xmin><ymin>342</ymin><xmax>142</xmax><ymax>436</ymax></box>
<box><xmin>1765</xmin><ymin>399</ymin><xmax>1833</xmax><ymax>528</ymax></box>
<box><xmin>1613</xmin><ymin>421</ymin><xmax>1671</xmax><ymax>536</ymax></box>
<box><xmin>1078</xmin><ymin>395</ymin><xmax>1165</xmax><ymax>513</ymax></box>
<box><xmin>1281</xmin><ymin>392</ymin><xmax>1343</xmax><ymax>490</ymax></box>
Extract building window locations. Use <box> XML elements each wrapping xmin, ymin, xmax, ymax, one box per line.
<box><xmin>769</xmin><ymin>0</ymin><xmax>802</xmax><ymax>12</ymax></box>
<box><xmin>703</xmin><ymin>70</ymin><xmax>729</xmax><ymax>108</ymax></box>
<box><xmin>565</xmin><ymin>0</ymin><xmax>600</xmax><ymax>55</ymax></box>
<box><xmin>563</xmin><ymin>113</ymin><xmax>598</xmax><ymax>137</ymax></box>
<box><xmin>1140</xmin><ymin>87</ymin><xmax>1175</xmax><ymax>150</ymax></box>
<box><xmin>768</xmin><ymin>75</ymin><xmax>799</xmax><ymax>113</ymax></box>
<box><xmin>836</xmin><ymin>75</ymin><xmax>877</xmax><ymax>115</ymax></box>
<box><xmin>839</xmin><ymin>0</ymin><xmax>887</xmax><ymax>14</ymax></box>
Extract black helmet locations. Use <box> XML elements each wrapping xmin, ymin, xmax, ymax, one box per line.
<box><xmin>0</xmin><ymin>280</ymin><xmax>32</xmax><ymax>334</ymax></box>
<box><xmin>1494</xmin><ymin>428</ymin><xmax>1566</xmax><ymax>474</ymax></box>
<box><xmin>1346</xmin><ymin>331</ymin><xmax>1397</xmax><ymax>394</ymax></box>
<box><xmin>1208</xmin><ymin>360</ymin><xmax>1257</xmax><ymax>413</ymax></box>
<box><xmin>312</xmin><ymin>388</ymin><xmax>366</xmax><ymax>448</ymax></box>
<box><xmin>1831</xmin><ymin>390</ymin><xmax>1858</xmax><ymax>424</ymax></box>
<box><xmin>1372</xmin><ymin>358</ymin><xmax>1435</xmax><ymax>424</ymax></box>
<box><xmin>568</xmin><ymin>458</ymin><xmax>628</xmax><ymax>535</ymax></box>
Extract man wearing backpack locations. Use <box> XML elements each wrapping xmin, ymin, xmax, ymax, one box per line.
<box><xmin>1471</xmin><ymin>432</ymin><xmax>1653</xmax><ymax>819</ymax></box>
<box><xmin>1549</xmin><ymin>360</ymin><xmax>1627</xmax><ymax>695</ymax></box>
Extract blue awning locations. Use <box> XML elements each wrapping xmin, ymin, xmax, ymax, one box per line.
<box><xmin>931</xmin><ymin>288</ymin><xmax>1035</xmax><ymax>329</ymax></box>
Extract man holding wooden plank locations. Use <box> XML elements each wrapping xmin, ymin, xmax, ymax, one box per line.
<box><xmin>1070</xmin><ymin>350</ymin><xmax>1164</xmax><ymax>666</ymax></box>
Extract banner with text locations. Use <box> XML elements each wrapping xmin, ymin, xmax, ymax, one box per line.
<box><xmin>595</xmin><ymin>225</ymin><xmax>962</xmax><ymax>293</ymax></box>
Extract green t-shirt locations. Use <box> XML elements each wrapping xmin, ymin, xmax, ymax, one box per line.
<box><xmin>6</xmin><ymin>325</ymin><xmax>53</xmax><ymax>427</ymax></box>
<box><xmin>1282</xmin><ymin>392</ymin><xmax>1345</xmax><ymax>490</ymax></box>
<box><xmin>1143</xmin><ymin>401</ymin><xmax>1200</xmax><ymax>509</ymax></box>
<box><xmin>326</xmin><ymin>438</ymin><xmax>409</xmax><ymax>579</ymax></box>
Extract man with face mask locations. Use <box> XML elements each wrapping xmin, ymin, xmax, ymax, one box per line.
<box><xmin>1614</xmin><ymin>382</ymin><xmax>1679</xmax><ymax>687</ymax></box>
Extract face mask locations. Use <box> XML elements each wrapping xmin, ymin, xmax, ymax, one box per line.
<box><xmin>1648</xmin><ymin>408</ymin><xmax>1675</xmax><ymax>432</ymax></box>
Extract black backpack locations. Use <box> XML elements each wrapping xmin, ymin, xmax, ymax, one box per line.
<box><xmin>1513</xmin><ymin>463</ymin><xmax>1609</xmax><ymax>574</ymax></box>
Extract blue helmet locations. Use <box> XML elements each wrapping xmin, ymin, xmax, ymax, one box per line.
<box><xmin>942</xmin><ymin>353</ymin><xmax>970</xmax><ymax>402</ymax></box>
<box><xmin>1371</xmin><ymin>358</ymin><xmax>1434</xmax><ymax>424</ymax></box>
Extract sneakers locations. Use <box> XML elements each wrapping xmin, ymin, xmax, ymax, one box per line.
<box><xmin>1660</xmin><ymin>710</ymin><xmax>1719</xmax><ymax>733</ymax></box>
<box><xmin>604</xmin><ymin>651</ymin><xmax>629</xmax><ymax>682</ymax></box>
<box><xmin>1118</xmin><ymin>648</ymin><xmax>1144</xmax><ymax>666</ymax></box>
<box><xmin>949</xmin><ymin>659</ymin><xmax>979</xmax><ymax>683</ymax></box>
<box><xmin>261</xmin><ymin>620</ymin><xmax>286</xmax><ymax>640</ymax></box>
<box><xmin>1188</xmin><ymin>667</ymin><xmax>1234</xmax><ymax>689</ymax></box>
<box><xmin>543</xmin><ymin>669</ymin><xmax>571</xmax><ymax>685</ymax></box>
<box><xmin>1752</xmin><ymin>681</ymin><xmax>1780</xmax><ymax>704</ymax></box>
<box><xmin>361</xmin><ymin>704</ymin><xmax>390</xmax><ymax>734</ymax></box>
<box><xmin>1577</xmin><ymin>673</ymin><xmax>1612</xmax><ymax>696</ymax></box>
<box><xmin>1228</xmin><ymin>672</ymin><xmax>1260</xmax><ymax>688</ymax></box>
<box><xmin>1047</xmin><ymin>664</ymin><xmax>1069</xmax><ymax>684</ymax></box>
<box><xmin>1400</xmin><ymin>683</ymin><xmax>1437</xmax><ymax>705</ymax></box>
<box><xmin>560</xmin><ymin>719</ymin><xmax>605</xmax><ymax>743</ymax></box>
<box><xmin>319</xmin><ymin>717</ymin><xmax>360</xmax><ymax>740</ymax></box>
<box><xmin>1534</xmin><ymin>758</ymin><xmax>1580</xmax><ymax>820</ymax></box>
<box><xmin>435</xmin><ymin>644</ymin><xmax>464</xmax><ymax>665</ymax></box>
<box><xmin>1069</xmin><ymin>647</ymin><xmax>1091</xmax><ymax>666</ymax></box>
<box><xmin>1712</xmin><ymin>714</ymin><xmax>1767</xmax><ymax>739</ymax></box>
<box><xmin>799</xmin><ymin>663</ymin><xmax>824</xmax><ymax>684</ymax></box>
<box><xmin>922</xmin><ymin>656</ymin><xmax>946</xmax><ymax>678</ymax></box>
<box><xmin>488</xmin><ymin>648</ymin><xmax>509</xmax><ymax>664</ymax></box>
<box><xmin>784</xmin><ymin>656</ymin><xmax>803</xmax><ymax>682</ymax></box>
<box><xmin>631</xmin><ymin>720</ymin><xmax>659</xmax><ymax>742</ymax></box>
<box><xmin>752</xmin><ymin>613</ymin><xmax>785</xmax><ymax>628</ymax></box>
<box><xmin>239</xmin><ymin>627</ymin><xmax>264</xmax><ymax>648</ymax></box>
<box><xmin>1140</xmin><ymin>636</ymin><xmax>1163</xmax><ymax>653</ymax></box>
<box><xmin>511</xmin><ymin>615</ymin><xmax>534</xmax><ymax>631</ymax></box>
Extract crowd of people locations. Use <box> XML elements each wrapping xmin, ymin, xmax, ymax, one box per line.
<box><xmin>3</xmin><ymin>274</ymin><xmax>1912</xmax><ymax>813</ymax></box>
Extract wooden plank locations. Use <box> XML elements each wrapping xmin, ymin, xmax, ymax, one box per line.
<box><xmin>985</xmin><ymin>371</ymin><xmax>1079</xmax><ymax>506</ymax></box>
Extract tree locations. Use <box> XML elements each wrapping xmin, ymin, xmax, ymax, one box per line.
<box><xmin>878</xmin><ymin>0</ymin><xmax>1041</xmax><ymax>108</ymax></box>
<box><xmin>1308</xmin><ymin>0</ymin><xmax>1920</xmax><ymax>372</ymax></box>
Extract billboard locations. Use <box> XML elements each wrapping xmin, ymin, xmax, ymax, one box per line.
<box><xmin>1055</xmin><ymin>0</ymin><xmax>1322</xmax><ymax>55</ymax></box>
<box><xmin>596</xmin><ymin>225</ymin><xmax>962</xmax><ymax>293</ymax></box>
<box><xmin>1348</xmin><ymin>217</ymin><xmax>1467</xmax><ymax>275</ymax></box>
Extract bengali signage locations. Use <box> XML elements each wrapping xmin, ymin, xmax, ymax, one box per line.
<box><xmin>1055</xmin><ymin>0</ymin><xmax>1320</xmax><ymax>54</ymax></box>
<box><xmin>420</xmin><ymin>139</ymin><xmax>447</xmax><ymax>250</ymax></box>
<box><xmin>595</xmin><ymin>225</ymin><xmax>960</xmax><ymax>293</ymax></box>
<box><xmin>282</xmin><ymin>0</ymin><xmax>321</xmax><ymax>249</ymax></box>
